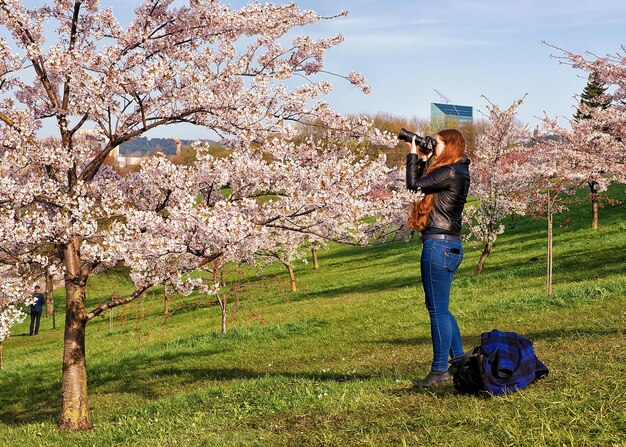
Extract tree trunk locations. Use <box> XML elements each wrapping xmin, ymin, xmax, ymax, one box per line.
<box><xmin>219</xmin><ymin>295</ymin><xmax>227</xmax><ymax>334</ymax></box>
<box><xmin>589</xmin><ymin>181</ymin><xmax>599</xmax><ymax>230</ymax></box>
<box><xmin>59</xmin><ymin>241</ymin><xmax>92</xmax><ymax>430</ymax></box>
<box><xmin>547</xmin><ymin>191</ymin><xmax>553</xmax><ymax>297</ymax></box>
<box><xmin>311</xmin><ymin>243</ymin><xmax>319</xmax><ymax>270</ymax></box>
<box><xmin>45</xmin><ymin>272</ymin><xmax>55</xmax><ymax>329</ymax></box>
<box><xmin>212</xmin><ymin>267</ymin><xmax>227</xmax><ymax>334</ymax></box>
<box><xmin>163</xmin><ymin>287</ymin><xmax>170</xmax><ymax>319</ymax></box>
<box><xmin>476</xmin><ymin>241</ymin><xmax>492</xmax><ymax>274</ymax></box>
<box><xmin>284</xmin><ymin>262</ymin><xmax>297</xmax><ymax>292</ymax></box>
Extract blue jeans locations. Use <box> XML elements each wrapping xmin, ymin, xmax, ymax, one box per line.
<box><xmin>421</xmin><ymin>239</ymin><xmax>464</xmax><ymax>371</ymax></box>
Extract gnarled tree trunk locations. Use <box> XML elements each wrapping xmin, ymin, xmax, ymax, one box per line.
<box><xmin>476</xmin><ymin>224</ymin><xmax>494</xmax><ymax>274</ymax></box>
<box><xmin>59</xmin><ymin>240</ymin><xmax>92</xmax><ymax>430</ymax></box>
<box><xmin>283</xmin><ymin>262</ymin><xmax>297</xmax><ymax>292</ymax></box>
<box><xmin>476</xmin><ymin>242</ymin><xmax>492</xmax><ymax>275</ymax></box>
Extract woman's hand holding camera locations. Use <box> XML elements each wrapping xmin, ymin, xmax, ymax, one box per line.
<box><xmin>406</xmin><ymin>136</ymin><xmax>431</xmax><ymax>161</ymax></box>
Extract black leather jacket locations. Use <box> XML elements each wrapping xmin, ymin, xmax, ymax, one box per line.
<box><xmin>406</xmin><ymin>153</ymin><xmax>471</xmax><ymax>235</ymax></box>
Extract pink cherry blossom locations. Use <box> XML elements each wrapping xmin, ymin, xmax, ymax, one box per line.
<box><xmin>463</xmin><ymin>96</ymin><xmax>531</xmax><ymax>272</ymax></box>
<box><xmin>0</xmin><ymin>0</ymin><xmax>414</xmax><ymax>429</ymax></box>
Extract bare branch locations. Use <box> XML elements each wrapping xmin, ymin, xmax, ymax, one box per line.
<box><xmin>87</xmin><ymin>285</ymin><xmax>152</xmax><ymax>320</ymax></box>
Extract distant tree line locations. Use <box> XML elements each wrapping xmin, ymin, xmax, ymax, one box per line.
<box><xmin>119</xmin><ymin>137</ymin><xmax>217</xmax><ymax>156</ymax></box>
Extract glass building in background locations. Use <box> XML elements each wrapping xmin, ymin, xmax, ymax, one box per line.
<box><xmin>431</xmin><ymin>102</ymin><xmax>473</xmax><ymax>126</ymax></box>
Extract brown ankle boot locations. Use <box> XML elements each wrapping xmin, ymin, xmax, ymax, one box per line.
<box><xmin>415</xmin><ymin>370</ymin><xmax>452</xmax><ymax>388</ymax></box>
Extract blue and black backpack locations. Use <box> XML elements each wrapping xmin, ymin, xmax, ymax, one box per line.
<box><xmin>452</xmin><ymin>329</ymin><xmax>549</xmax><ymax>396</ymax></box>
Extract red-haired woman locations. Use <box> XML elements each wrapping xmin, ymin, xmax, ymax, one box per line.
<box><xmin>405</xmin><ymin>129</ymin><xmax>470</xmax><ymax>387</ymax></box>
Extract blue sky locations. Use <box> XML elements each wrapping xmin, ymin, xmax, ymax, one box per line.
<box><xmin>288</xmin><ymin>0</ymin><xmax>626</xmax><ymax>129</ymax></box>
<box><xmin>14</xmin><ymin>1</ymin><xmax>626</xmax><ymax>138</ymax></box>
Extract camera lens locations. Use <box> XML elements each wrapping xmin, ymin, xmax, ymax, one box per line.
<box><xmin>398</xmin><ymin>128</ymin><xmax>416</xmax><ymax>143</ymax></box>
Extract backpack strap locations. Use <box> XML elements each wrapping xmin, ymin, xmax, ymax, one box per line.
<box><xmin>456</xmin><ymin>346</ymin><xmax>480</xmax><ymax>370</ymax></box>
<box><xmin>452</xmin><ymin>346</ymin><xmax>485</xmax><ymax>395</ymax></box>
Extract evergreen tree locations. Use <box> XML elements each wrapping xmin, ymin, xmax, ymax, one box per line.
<box><xmin>573</xmin><ymin>71</ymin><xmax>613</xmax><ymax>230</ymax></box>
<box><xmin>574</xmin><ymin>71</ymin><xmax>610</xmax><ymax>120</ymax></box>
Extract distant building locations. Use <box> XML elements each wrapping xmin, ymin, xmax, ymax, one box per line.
<box><xmin>116</xmin><ymin>156</ymin><xmax>143</xmax><ymax>168</ymax></box>
<box><xmin>431</xmin><ymin>102</ymin><xmax>473</xmax><ymax>125</ymax></box>
<box><xmin>78</xmin><ymin>128</ymin><xmax>107</xmax><ymax>157</ymax></box>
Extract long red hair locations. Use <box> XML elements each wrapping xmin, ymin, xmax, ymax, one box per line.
<box><xmin>408</xmin><ymin>129</ymin><xmax>467</xmax><ymax>231</ymax></box>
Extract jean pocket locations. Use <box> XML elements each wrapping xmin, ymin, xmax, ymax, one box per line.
<box><xmin>444</xmin><ymin>250</ymin><xmax>463</xmax><ymax>272</ymax></box>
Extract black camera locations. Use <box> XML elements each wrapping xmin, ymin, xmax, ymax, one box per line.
<box><xmin>398</xmin><ymin>128</ymin><xmax>437</xmax><ymax>154</ymax></box>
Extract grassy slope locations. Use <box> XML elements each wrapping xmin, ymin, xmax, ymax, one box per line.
<box><xmin>0</xmin><ymin>185</ymin><xmax>625</xmax><ymax>447</ymax></box>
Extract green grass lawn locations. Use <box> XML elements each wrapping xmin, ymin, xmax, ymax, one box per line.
<box><xmin>1</xmin><ymin>186</ymin><xmax>625</xmax><ymax>446</ymax></box>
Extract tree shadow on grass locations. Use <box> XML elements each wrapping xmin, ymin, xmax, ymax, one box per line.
<box><xmin>364</xmin><ymin>336</ymin><xmax>433</xmax><ymax>346</ymax></box>
<box><xmin>134</xmin><ymin>366</ymin><xmax>373</xmax><ymax>385</ymax></box>
<box><xmin>4</xmin><ymin>326</ymin><xmax>614</xmax><ymax>426</ymax></box>
<box><xmin>314</xmin><ymin>241</ymin><xmax>410</xmax><ymax>264</ymax></box>
<box><xmin>298</xmin><ymin>276</ymin><xmax>417</xmax><ymax>301</ymax></box>
<box><xmin>459</xmin><ymin>241</ymin><xmax>626</xmax><ymax>288</ymax></box>
<box><xmin>0</xmin><ymin>368</ymin><xmax>62</xmax><ymax>425</ymax></box>
<box><xmin>0</xmin><ymin>341</ymin><xmax>373</xmax><ymax>426</ymax></box>
<box><xmin>0</xmin><ymin>367</ymin><xmax>374</xmax><ymax>426</ymax></box>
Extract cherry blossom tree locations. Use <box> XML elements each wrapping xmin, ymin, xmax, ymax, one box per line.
<box><xmin>503</xmin><ymin>110</ymin><xmax>590</xmax><ymax>297</ymax></box>
<box><xmin>559</xmin><ymin>46</ymin><xmax>626</xmax><ymax>138</ymax></box>
<box><xmin>574</xmin><ymin>72</ymin><xmax>612</xmax><ymax>230</ymax></box>
<box><xmin>539</xmin><ymin>111</ymin><xmax>624</xmax><ymax>230</ymax></box>
<box><xmin>463</xmin><ymin>96</ymin><xmax>531</xmax><ymax>273</ymax></box>
<box><xmin>0</xmin><ymin>0</ymin><xmax>414</xmax><ymax>430</ymax></box>
<box><xmin>518</xmin><ymin>143</ymin><xmax>580</xmax><ymax>297</ymax></box>
<box><xmin>547</xmin><ymin>45</ymin><xmax>626</xmax><ymax>228</ymax></box>
<box><xmin>195</xmin><ymin>135</ymin><xmax>411</xmax><ymax>292</ymax></box>
<box><xmin>503</xmin><ymin>112</ymin><xmax>610</xmax><ymax>297</ymax></box>
<box><xmin>513</xmin><ymin>44</ymin><xmax>626</xmax><ymax>295</ymax></box>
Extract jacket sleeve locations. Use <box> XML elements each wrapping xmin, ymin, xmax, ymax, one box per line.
<box><xmin>406</xmin><ymin>155</ymin><xmax>455</xmax><ymax>194</ymax></box>
<box><xmin>406</xmin><ymin>154</ymin><xmax>427</xmax><ymax>191</ymax></box>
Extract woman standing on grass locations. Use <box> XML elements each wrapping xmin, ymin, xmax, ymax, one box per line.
<box><xmin>405</xmin><ymin>128</ymin><xmax>470</xmax><ymax>387</ymax></box>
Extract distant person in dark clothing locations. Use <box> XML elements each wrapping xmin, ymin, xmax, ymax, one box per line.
<box><xmin>30</xmin><ymin>285</ymin><xmax>45</xmax><ymax>336</ymax></box>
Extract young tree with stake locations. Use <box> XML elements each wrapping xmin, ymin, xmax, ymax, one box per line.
<box><xmin>463</xmin><ymin>96</ymin><xmax>530</xmax><ymax>273</ymax></box>
<box><xmin>548</xmin><ymin>46</ymin><xmax>626</xmax><ymax>227</ymax></box>
<box><xmin>518</xmin><ymin>123</ymin><xmax>581</xmax><ymax>297</ymax></box>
